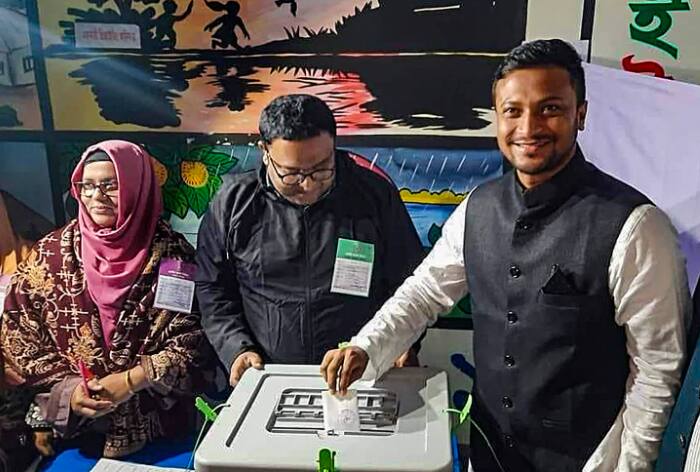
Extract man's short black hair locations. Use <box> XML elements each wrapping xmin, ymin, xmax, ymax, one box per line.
<box><xmin>259</xmin><ymin>94</ymin><xmax>337</xmax><ymax>144</ymax></box>
<box><xmin>493</xmin><ymin>39</ymin><xmax>586</xmax><ymax>105</ymax></box>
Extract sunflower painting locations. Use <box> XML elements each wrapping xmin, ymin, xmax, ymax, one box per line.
<box><xmin>147</xmin><ymin>144</ymin><xmax>238</xmax><ymax>218</ymax></box>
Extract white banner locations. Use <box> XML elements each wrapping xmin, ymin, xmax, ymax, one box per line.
<box><xmin>74</xmin><ymin>22</ymin><xmax>141</xmax><ymax>50</ymax></box>
<box><xmin>580</xmin><ymin>63</ymin><xmax>700</xmax><ymax>290</ymax></box>
<box><xmin>591</xmin><ymin>0</ymin><xmax>699</xmax><ymax>84</ymax></box>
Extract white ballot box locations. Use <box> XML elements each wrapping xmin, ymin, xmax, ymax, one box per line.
<box><xmin>195</xmin><ymin>364</ymin><xmax>453</xmax><ymax>472</ymax></box>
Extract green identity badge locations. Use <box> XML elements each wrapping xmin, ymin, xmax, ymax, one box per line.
<box><xmin>330</xmin><ymin>238</ymin><xmax>375</xmax><ymax>297</ymax></box>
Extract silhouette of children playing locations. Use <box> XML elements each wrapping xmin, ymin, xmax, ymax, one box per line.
<box><xmin>203</xmin><ymin>0</ymin><xmax>251</xmax><ymax>50</ymax></box>
<box><xmin>153</xmin><ymin>0</ymin><xmax>194</xmax><ymax>49</ymax></box>
<box><xmin>274</xmin><ymin>0</ymin><xmax>298</xmax><ymax>17</ymax></box>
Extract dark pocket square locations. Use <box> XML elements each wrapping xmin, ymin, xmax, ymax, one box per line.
<box><xmin>542</xmin><ymin>265</ymin><xmax>578</xmax><ymax>295</ymax></box>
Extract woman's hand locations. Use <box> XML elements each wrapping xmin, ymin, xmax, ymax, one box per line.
<box><xmin>97</xmin><ymin>366</ymin><xmax>148</xmax><ymax>405</ymax></box>
<box><xmin>70</xmin><ymin>378</ymin><xmax>114</xmax><ymax>418</ymax></box>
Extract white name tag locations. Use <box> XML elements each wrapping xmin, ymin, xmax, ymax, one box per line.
<box><xmin>330</xmin><ymin>238</ymin><xmax>374</xmax><ymax>298</ymax></box>
<box><xmin>322</xmin><ymin>390</ymin><xmax>361</xmax><ymax>433</ymax></box>
<box><xmin>153</xmin><ymin>258</ymin><xmax>196</xmax><ymax>313</ymax></box>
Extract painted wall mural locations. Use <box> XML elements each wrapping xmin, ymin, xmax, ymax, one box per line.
<box><xmin>0</xmin><ymin>0</ymin><xmax>42</xmax><ymax>129</ymax></box>
<box><xmin>8</xmin><ymin>1</ymin><xmax>529</xmax><ymax>324</ymax></box>
<box><xmin>37</xmin><ymin>0</ymin><xmax>527</xmax><ymax>134</ymax></box>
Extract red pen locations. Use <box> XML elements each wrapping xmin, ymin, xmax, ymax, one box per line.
<box><xmin>77</xmin><ymin>359</ymin><xmax>94</xmax><ymax>396</ymax></box>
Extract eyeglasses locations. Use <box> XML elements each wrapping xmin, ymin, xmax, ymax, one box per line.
<box><xmin>74</xmin><ymin>180</ymin><xmax>119</xmax><ymax>198</ymax></box>
<box><xmin>266</xmin><ymin>153</ymin><xmax>335</xmax><ymax>186</ymax></box>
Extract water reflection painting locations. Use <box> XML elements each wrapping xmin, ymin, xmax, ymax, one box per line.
<box><xmin>37</xmin><ymin>0</ymin><xmax>527</xmax><ymax>135</ymax></box>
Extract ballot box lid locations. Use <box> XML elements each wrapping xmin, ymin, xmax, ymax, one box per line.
<box><xmin>195</xmin><ymin>364</ymin><xmax>452</xmax><ymax>472</ymax></box>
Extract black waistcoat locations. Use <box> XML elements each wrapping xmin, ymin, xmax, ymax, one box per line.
<box><xmin>464</xmin><ymin>150</ymin><xmax>650</xmax><ymax>471</ymax></box>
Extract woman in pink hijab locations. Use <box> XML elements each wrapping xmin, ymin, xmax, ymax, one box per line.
<box><xmin>1</xmin><ymin>140</ymin><xmax>215</xmax><ymax>460</ymax></box>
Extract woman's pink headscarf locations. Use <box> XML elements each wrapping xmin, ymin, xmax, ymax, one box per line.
<box><xmin>70</xmin><ymin>140</ymin><xmax>162</xmax><ymax>348</ymax></box>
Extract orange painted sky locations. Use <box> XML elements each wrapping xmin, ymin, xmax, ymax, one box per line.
<box><xmin>181</xmin><ymin>0</ymin><xmax>375</xmax><ymax>49</ymax></box>
<box><xmin>39</xmin><ymin>0</ymin><xmax>376</xmax><ymax>49</ymax></box>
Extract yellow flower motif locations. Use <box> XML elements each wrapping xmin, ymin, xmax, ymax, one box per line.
<box><xmin>181</xmin><ymin>161</ymin><xmax>209</xmax><ymax>188</ymax></box>
<box><xmin>23</xmin><ymin>260</ymin><xmax>55</xmax><ymax>297</ymax></box>
<box><xmin>161</xmin><ymin>145</ymin><xmax>236</xmax><ymax>218</ymax></box>
<box><xmin>150</xmin><ymin>156</ymin><xmax>168</xmax><ymax>187</ymax></box>
<box><xmin>66</xmin><ymin>323</ymin><xmax>100</xmax><ymax>366</ymax></box>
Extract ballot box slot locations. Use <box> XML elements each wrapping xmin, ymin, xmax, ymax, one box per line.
<box><xmin>266</xmin><ymin>388</ymin><xmax>399</xmax><ymax>436</ymax></box>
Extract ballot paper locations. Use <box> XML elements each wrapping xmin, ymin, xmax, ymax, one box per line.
<box><xmin>322</xmin><ymin>390</ymin><xmax>361</xmax><ymax>433</ymax></box>
<box><xmin>91</xmin><ymin>458</ymin><xmax>184</xmax><ymax>472</ymax></box>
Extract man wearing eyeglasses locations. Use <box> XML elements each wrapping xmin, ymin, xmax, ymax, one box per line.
<box><xmin>195</xmin><ymin>94</ymin><xmax>424</xmax><ymax>386</ymax></box>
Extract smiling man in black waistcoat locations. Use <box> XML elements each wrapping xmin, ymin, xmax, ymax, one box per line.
<box><xmin>321</xmin><ymin>39</ymin><xmax>692</xmax><ymax>471</ymax></box>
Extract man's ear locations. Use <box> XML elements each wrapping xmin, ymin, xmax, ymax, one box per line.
<box><xmin>577</xmin><ymin>101</ymin><xmax>588</xmax><ymax>131</ymax></box>
<box><xmin>258</xmin><ymin>141</ymin><xmax>268</xmax><ymax>164</ymax></box>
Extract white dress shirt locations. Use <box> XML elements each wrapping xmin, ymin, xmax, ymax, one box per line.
<box><xmin>684</xmin><ymin>414</ymin><xmax>700</xmax><ymax>472</ymax></box>
<box><xmin>352</xmin><ymin>194</ymin><xmax>691</xmax><ymax>471</ymax></box>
